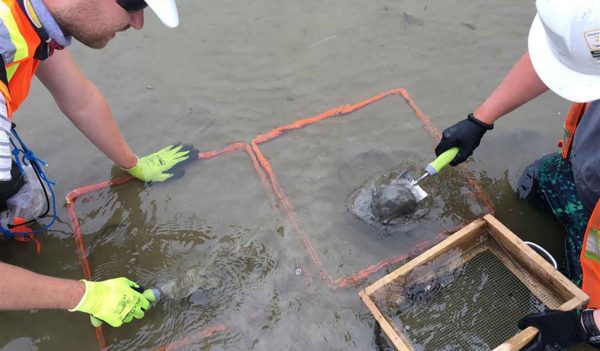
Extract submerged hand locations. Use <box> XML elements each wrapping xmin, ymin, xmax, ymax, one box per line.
<box><xmin>125</xmin><ymin>145</ymin><xmax>193</xmax><ymax>182</ymax></box>
<box><xmin>518</xmin><ymin>309</ymin><xmax>587</xmax><ymax>351</ymax></box>
<box><xmin>70</xmin><ymin>277</ymin><xmax>153</xmax><ymax>327</ymax></box>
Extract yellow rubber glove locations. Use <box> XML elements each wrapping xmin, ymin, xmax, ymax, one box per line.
<box><xmin>124</xmin><ymin>145</ymin><xmax>192</xmax><ymax>182</ymax></box>
<box><xmin>89</xmin><ymin>288</ymin><xmax>158</xmax><ymax>327</ymax></box>
<box><xmin>70</xmin><ymin>277</ymin><xmax>152</xmax><ymax>328</ymax></box>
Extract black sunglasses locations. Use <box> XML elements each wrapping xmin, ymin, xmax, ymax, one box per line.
<box><xmin>116</xmin><ymin>0</ymin><xmax>148</xmax><ymax>13</ymax></box>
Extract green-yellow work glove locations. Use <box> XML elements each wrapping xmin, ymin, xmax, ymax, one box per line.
<box><xmin>70</xmin><ymin>277</ymin><xmax>152</xmax><ymax>328</ymax></box>
<box><xmin>124</xmin><ymin>145</ymin><xmax>192</xmax><ymax>182</ymax></box>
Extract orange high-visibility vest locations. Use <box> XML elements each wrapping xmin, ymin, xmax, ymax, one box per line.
<box><xmin>560</xmin><ymin>102</ymin><xmax>600</xmax><ymax>308</ymax></box>
<box><xmin>0</xmin><ymin>0</ymin><xmax>49</xmax><ymax>117</ymax></box>
<box><xmin>582</xmin><ymin>203</ymin><xmax>600</xmax><ymax>308</ymax></box>
<box><xmin>559</xmin><ymin>102</ymin><xmax>589</xmax><ymax>159</ymax></box>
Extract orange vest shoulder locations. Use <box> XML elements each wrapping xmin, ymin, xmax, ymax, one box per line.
<box><xmin>0</xmin><ymin>0</ymin><xmax>42</xmax><ymax>116</ymax></box>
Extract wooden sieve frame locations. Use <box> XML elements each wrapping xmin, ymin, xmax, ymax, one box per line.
<box><xmin>359</xmin><ymin>214</ymin><xmax>589</xmax><ymax>351</ymax></box>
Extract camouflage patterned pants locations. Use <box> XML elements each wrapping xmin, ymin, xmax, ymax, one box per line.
<box><xmin>518</xmin><ymin>152</ymin><xmax>590</xmax><ymax>287</ymax></box>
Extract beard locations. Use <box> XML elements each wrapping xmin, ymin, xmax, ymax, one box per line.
<box><xmin>60</xmin><ymin>25</ymin><xmax>111</xmax><ymax>49</ymax></box>
<box><xmin>51</xmin><ymin>3</ymin><xmax>115</xmax><ymax>49</ymax></box>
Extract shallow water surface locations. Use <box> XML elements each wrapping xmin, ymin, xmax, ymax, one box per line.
<box><xmin>1</xmin><ymin>0</ymin><xmax>591</xmax><ymax>350</ymax></box>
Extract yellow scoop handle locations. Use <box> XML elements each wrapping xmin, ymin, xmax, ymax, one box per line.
<box><xmin>427</xmin><ymin>147</ymin><xmax>459</xmax><ymax>175</ymax></box>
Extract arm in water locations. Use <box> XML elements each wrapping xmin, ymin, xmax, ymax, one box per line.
<box><xmin>0</xmin><ymin>262</ymin><xmax>153</xmax><ymax>327</ymax></box>
<box><xmin>435</xmin><ymin>53</ymin><xmax>549</xmax><ymax>166</ymax></box>
<box><xmin>0</xmin><ymin>261</ymin><xmax>84</xmax><ymax>310</ymax></box>
<box><xmin>35</xmin><ymin>49</ymin><xmax>192</xmax><ymax>182</ymax></box>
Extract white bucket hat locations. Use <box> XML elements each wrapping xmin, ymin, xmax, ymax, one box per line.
<box><xmin>528</xmin><ymin>0</ymin><xmax>600</xmax><ymax>102</ymax></box>
<box><xmin>145</xmin><ymin>0</ymin><xmax>179</xmax><ymax>28</ymax></box>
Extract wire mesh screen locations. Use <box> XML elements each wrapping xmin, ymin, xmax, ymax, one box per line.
<box><xmin>372</xmin><ymin>245</ymin><xmax>551</xmax><ymax>350</ymax></box>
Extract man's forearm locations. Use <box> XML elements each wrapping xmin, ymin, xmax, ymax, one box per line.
<box><xmin>474</xmin><ymin>52</ymin><xmax>549</xmax><ymax>124</ymax></box>
<box><xmin>0</xmin><ymin>262</ymin><xmax>84</xmax><ymax>310</ymax></box>
<box><xmin>35</xmin><ymin>49</ymin><xmax>138</xmax><ymax>169</ymax></box>
<box><xmin>62</xmin><ymin>82</ymin><xmax>138</xmax><ymax>169</ymax></box>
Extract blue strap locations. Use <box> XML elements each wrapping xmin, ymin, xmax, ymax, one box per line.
<box><xmin>1</xmin><ymin>127</ymin><xmax>57</xmax><ymax>237</ymax></box>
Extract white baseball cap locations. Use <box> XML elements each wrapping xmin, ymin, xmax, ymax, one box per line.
<box><xmin>528</xmin><ymin>0</ymin><xmax>600</xmax><ymax>102</ymax></box>
<box><xmin>146</xmin><ymin>0</ymin><xmax>179</xmax><ymax>28</ymax></box>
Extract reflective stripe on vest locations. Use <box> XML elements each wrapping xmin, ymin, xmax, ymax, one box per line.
<box><xmin>582</xmin><ymin>201</ymin><xmax>600</xmax><ymax>308</ymax></box>
<box><xmin>0</xmin><ymin>0</ymin><xmax>41</xmax><ymax>116</ymax></box>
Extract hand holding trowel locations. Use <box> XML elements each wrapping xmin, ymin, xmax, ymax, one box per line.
<box><xmin>371</xmin><ymin>147</ymin><xmax>459</xmax><ymax>224</ymax></box>
<box><xmin>396</xmin><ymin>146</ymin><xmax>459</xmax><ymax>202</ymax></box>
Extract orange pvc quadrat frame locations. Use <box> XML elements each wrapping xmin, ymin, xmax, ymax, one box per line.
<box><xmin>64</xmin><ymin>88</ymin><xmax>494</xmax><ymax>350</ymax></box>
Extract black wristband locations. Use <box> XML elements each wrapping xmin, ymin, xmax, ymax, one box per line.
<box><xmin>468</xmin><ymin>113</ymin><xmax>494</xmax><ymax>130</ymax></box>
<box><xmin>583</xmin><ymin>310</ymin><xmax>600</xmax><ymax>345</ymax></box>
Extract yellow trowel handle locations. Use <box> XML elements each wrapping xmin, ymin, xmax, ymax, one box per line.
<box><xmin>425</xmin><ymin>147</ymin><xmax>459</xmax><ymax>176</ymax></box>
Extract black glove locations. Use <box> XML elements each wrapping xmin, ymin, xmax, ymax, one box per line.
<box><xmin>518</xmin><ymin>309</ymin><xmax>587</xmax><ymax>351</ymax></box>
<box><xmin>434</xmin><ymin>113</ymin><xmax>493</xmax><ymax>166</ymax></box>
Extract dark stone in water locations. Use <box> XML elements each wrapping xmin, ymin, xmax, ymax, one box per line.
<box><xmin>347</xmin><ymin>167</ymin><xmax>430</xmax><ymax>232</ymax></box>
<box><xmin>371</xmin><ymin>182</ymin><xmax>417</xmax><ymax>224</ymax></box>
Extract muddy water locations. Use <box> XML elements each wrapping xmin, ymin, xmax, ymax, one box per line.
<box><xmin>0</xmin><ymin>0</ymin><xmax>591</xmax><ymax>350</ymax></box>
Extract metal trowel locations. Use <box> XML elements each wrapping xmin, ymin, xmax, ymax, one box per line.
<box><xmin>395</xmin><ymin>147</ymin><xmax>459</xmax><ymax>202</ymax></box>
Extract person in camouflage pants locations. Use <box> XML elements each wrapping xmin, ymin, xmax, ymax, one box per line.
<box><xmin>518</xmin><ymin>152</ymin><xmax>589</xmax><ymax>287</ymax></box>
<box><xmin>433</xmin><ymin>0</ymin><xmax>600</xmax><ymax>347</ymax></box>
